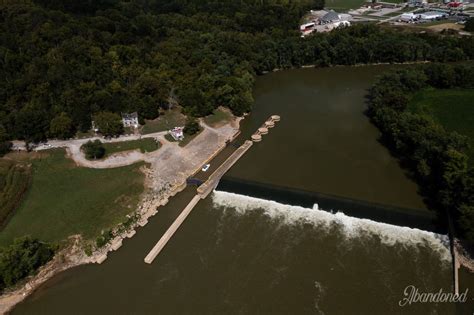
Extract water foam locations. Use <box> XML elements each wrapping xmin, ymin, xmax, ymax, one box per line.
<box><xmin>212</xmin><ymin>190</ymin><xmax>452</xmax><ymax>263</ymax></box>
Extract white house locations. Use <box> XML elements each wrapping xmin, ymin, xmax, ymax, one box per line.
<box><xmin>169</xmin><ymin>127</ymin><xmax>184</xmax><ymax>141</ymax></box>
<box><xmin>121</xmin><ymin>112</ymin><xmax>139</xmax><ymax>128</ymax></box>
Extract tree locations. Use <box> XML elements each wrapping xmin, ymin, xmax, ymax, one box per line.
<box><xmin>184</xmin><ymin>118</ymin><xmax>200</xmax><ymax>135</ymax></box>
<box><xmin>367</xmin><ymin>64</ymin><xmax>474</xmax><ymax>244</ymax></box>
<box><xmin>49</xmin><ymin>112</ymin><xmax>75</xmax><ymax>139</ymax></box>
<box><xmin>93</xmin><ymin>112</ymin><xmax>123</xmax><ymax>137</ymax></box>
<box><xmin>0</xmin><ymin>237</ymin><xmax>54</xmax><ymax>290</ymax></box>
<box><xmin>465</xmin><ymin>17</ymin><xmax>474</xmax><ymax>32</ymax></box>
<box><xmin>459</xmin><ymin>205</ymin><xmax>474</xmax><ymax>243</ymax></box>
<box><xmin>14</xmin><ymin>108</ymin><xmax>49</xmax><ymax>143</ymax></box>
<box><xmin>82</xmin><ymin>140</ymin><xmax>105</xmax><ymax>160</ymax></box>
<box><xmin>0</xmin><ymin>126</ymin><xmax>12</xmax><ymax>156</ymax></box>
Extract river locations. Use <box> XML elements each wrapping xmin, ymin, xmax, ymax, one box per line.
<box><xmin>11</xmin><ymin>65</ymin><xmax>473</xmax><ymax>314</ymax></box>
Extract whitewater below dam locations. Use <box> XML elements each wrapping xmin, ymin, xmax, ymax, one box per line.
<box><xmin>212</xmin><ymin>190</ymin><xmax>451</xmax><ymax>260</ymax></box>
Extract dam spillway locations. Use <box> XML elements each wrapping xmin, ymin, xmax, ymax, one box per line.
<box><xmin>216</xmin><ymin>176</ymin><xmax>446</xmax><ymax>234</ymax></box>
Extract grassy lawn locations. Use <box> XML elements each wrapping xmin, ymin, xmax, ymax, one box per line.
<box><xmin>140</xmin><ymin>109</ymin><xmax>186</xmax><ymax>135</ymax></box>
<box><xmin>408</xmin><ymin>89</ymin><xmax>474</xmax><ymax>161</ymax></box>
<box><xmin>178</xmin><ymin>130</ymin><xmax>202</xmax><ymax>147</ymax></box>
<box><xmin>164</xmin><ymin>131</ymin><xmax>202</xmax><ymax>147</ymax></box>
<box><xmin>382</xmin><ymin>11</ymin><xmax>401</xmax><ymax>17</ymax></box>
<box><xmin>0</xmin><ymin>149</ymin><xmax>145</xmax><ymax>246</ymax></box>
<box><xmin>75</xmin><ymin>130</ymin><xmax>95</xmax><ymax>139</ymax></box>
<box><xmin>325</xmin><ymin>0</ymin><xmax>366</xmax><ymax>11</ymax></box>
<box><xmin>0</xmin><ymin>159</ymin><xmax>31</xmax><ymax>229</ymax></box>
<box><xmin>380</xmin><ymin>0</ymin><xmax>405</xmax><ymax>3</ymax></box>
<box><xmin>203</xmin><ymin>108</ymin><xmax>233</xmax><ymax>128</ymax></box>
<box><xmin>417</xmin><ymin>20</ymin><xmax>452</xmax><ymax>27</ymax></box>
<box><xmin>164</xmin><ymin>134</ymin><xmax>177</xmax><ymax>142</ymax></box>
<box><xmin>103</xmin><ymin>138</ymin><xmax>160</xmax><ymax>157</ymax></box>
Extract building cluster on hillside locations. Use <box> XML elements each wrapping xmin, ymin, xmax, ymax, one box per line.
<box><xmin>300</xmin><ymin>10</ymin><xmax>351</xmax><ymax>36</ymax></box>
<box><xmin>408</xmin><ymin>0</ymin><xmax>472</xmax><ymax>8</ymax></box>
<box><xmin>300</xmin><ymin>0</ymin><xmax>473</xmax><ymax>36</ymax></box>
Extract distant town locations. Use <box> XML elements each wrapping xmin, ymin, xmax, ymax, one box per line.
<box><xmin>300</xmin><ymin>0</ymin><xmax>473</xmax><ymax>36</ymax></box>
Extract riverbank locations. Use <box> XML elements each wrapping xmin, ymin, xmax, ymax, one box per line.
<box><xmin>0</xmin><ymin>236</ymin><xmax>88</xmax><ymax>314</ymax></box>
<box><xmin>0</xmin><ymin>117</ymin><xmax>242</xmax><ymax>314</ymax></box>
<box><xmin>263</xmin><ymin>60</ymin><xmax>431</xmax><ymax>74</ymax></box>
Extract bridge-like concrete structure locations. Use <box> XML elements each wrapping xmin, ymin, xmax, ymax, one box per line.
<box><xmin>144</xmin><ymin>116</ymin><xmax>280</xmax><ymax>264</ymax></box>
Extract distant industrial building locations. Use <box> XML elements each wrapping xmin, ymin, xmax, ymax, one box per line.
<box><xmin>408</xmin><ymin>0</ymin><xmax>428</xmax><ymax>6</ymax></box>
<box><xmin>418</xmin><ymin>11</ymin><xmax>447</xmax><ymax>20</ymax></box>
<box><xmin>321</xmin><ymin>10</ymin><xmax>342</xmax><ymax>23</ymax></box>
<box><xmin>300</xmin><ymin>22</ymin><xmax>316</xmax><ymax>32</ymax></box>
<box><xmin>300</xmin><ymin>10</ymin><xmax>351</xmax><ymax>36</ymax></box>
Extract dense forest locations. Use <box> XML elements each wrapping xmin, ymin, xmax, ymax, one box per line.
<box><xmin>367</xmin><ymin>63</ymin><xmax>474</xmax><ymax>243</ymax></box>
<box><xmin>1</xmin><ymin>0</ymin><xmax>473</xmax><ymax>147</ymax></box>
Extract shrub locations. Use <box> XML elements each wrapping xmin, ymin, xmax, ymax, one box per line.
<box><xmin>184</xmin><ymin>119</ymin><xmax>200</xmax><ymax>136</ymax></box>
<box><xmin>93</xmin><ymin>112</ymin><xmax>124</xmax><ymax>137</ymax></box>
<box><xmin>0</xmin><ymin>237</ymin><xmax>55</xmax><ymax>290</ymax></box>
<box><xmin>465</xmin><ymin>17</ymin><xmax>474</xmax><ymax>32</ymax></box>
<box><xmin>95</xmin><ymin>229</ymin><xmax>113</xmax><ymax>248</ymax></box>
<box><xmin>82</xmin><ymin>140</ymin><xmax>105</xmax><ymax>160</ymax></box>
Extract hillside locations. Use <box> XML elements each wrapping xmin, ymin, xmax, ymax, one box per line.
<box><xmin>1</xmin><ymin>0</ymin><xmax>473</xmax><ymax>145</ymax></box>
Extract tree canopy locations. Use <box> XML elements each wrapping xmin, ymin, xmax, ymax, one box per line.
<box><xmin>367</xmin><ymin>63</ymin><xmax>474</xmax><ymax>243</ymax></box>
<box><xmin>49</xmin><ymin>112</ymin><xmax>75</xmax><ymax>139</ymax></box>
<box><xmin>82</xmin><ymin>140</ymin><xmax>106</xmax><ymax>159</ymax></box>
<box><xmin>0</xmin><ymin>237</ymin><xmax>54</xmax><ymax>291</ymax></box>
<box><xmin>465</xmin><ymin>17</ymin><xmax>474</xmax><ymax>32</ymax></box>
<box><xmin>93</xmin><ymin>112</ymin><xmax>124</xmax><ymax>137</ymax></box>
<box><xmin>0</xmin><ymin>0</ymin><xmax>473</xmax><ymax>147</ymax></box>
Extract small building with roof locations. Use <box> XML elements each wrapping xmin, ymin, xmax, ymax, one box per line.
<box><xmin>121</xmin><ymin>112</ymin><xmax>139</xmax><ymax>128</ymax></box>
<box><xmin>169</xmin><ymin>127</ymin><xmax>184</xmax><ymax>141</ymax></box>
<box><xmin>418</xmin><ymin>11</ymin><xmax>447</xmax><ymax>20</ymax></box>
<box><xmin>321</xmin><ymin>10</ymin><xmax>342</xmax><ymax>24</ymax></box>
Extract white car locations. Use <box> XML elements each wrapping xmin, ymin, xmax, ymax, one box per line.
<box><xmin>202</xmin><ymin>164</ymin><xmax>210</xmax><ymax>172</ymax></box>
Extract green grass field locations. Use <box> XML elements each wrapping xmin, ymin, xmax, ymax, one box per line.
<box><xmin>178</xmin><ymin>130</ymin><xmax>202</xmax><ymax>147</ymax></box>
<box><xmin>325</xmin><ymin>0</ymin><xmax>366</xmax><ymax>11</ymax></box>
<box><xmin>408</xmin><ymin>89</ymin><xmax>474</xmax><ymax>161</ymax></box>
<box><xmin>141</xmin><ymin>109</ymin><xmax>186</xmax><ymax>135</ymax></box>
<box><xmin>0</xmin><ymin>159</ymin><xmax>31</xmax><ymax>230</ymax></box>
<box><xmin>203</xmin><ymin>108</ymin><xmax>233</xmax><ymax>128</ymax></box>
<box><xmin>0</xmin><ymin>149</ymin><xmax>145</xmax><ymax>246</ymax></box>
<box><xmin>103</xmin><ymin>138</ymin><xmax>160</xmax><ymax>157</ymax></box>
<box><xmin>325</xmin><ymin>0</ymin><xmax>404</xmax><ymax>11</ymax></box>
<box><xmin>164</xmin><ymin>130</ymin><xmax>202</xmax><ymax>147</ymax></box>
